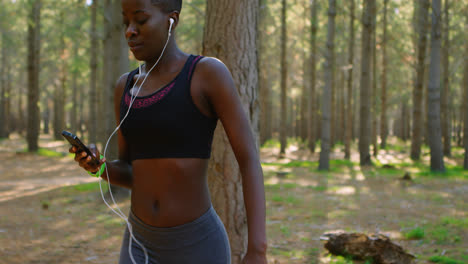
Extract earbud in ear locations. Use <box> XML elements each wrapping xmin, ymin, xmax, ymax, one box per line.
<box><xmin>169</xmin><ymin>18</ymin><xmax>175</xmax><ymax>33</ymax></box>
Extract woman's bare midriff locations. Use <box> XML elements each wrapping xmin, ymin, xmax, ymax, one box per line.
<box><xmin>129</xmin><ymin>158</ymin><xmax>212</xmax><ymax>227</ymax></box>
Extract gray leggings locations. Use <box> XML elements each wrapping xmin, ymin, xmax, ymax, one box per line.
<box><xmin>119</xmin><ymin>205</ymin><xmax>231</xmax><ymax>264</ymax></box>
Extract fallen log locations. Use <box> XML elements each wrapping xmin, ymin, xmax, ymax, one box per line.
<box><xmin>320</xmin><ymin>232</ymin><xmax>415</xmax><ymax>264</ymax></box>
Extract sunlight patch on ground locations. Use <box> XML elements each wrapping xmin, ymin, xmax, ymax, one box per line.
<box><xmin>328</xmin><ymin>186</ymin><xmax>356</xmax><ymax>195</ymax></box>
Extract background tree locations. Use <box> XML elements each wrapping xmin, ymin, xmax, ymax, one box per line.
<box><xmin>344</xmin><ymin>0</ymin><xmax>355</xmax><ymax>159</ymax></box>
<box><xmin>279</xmin><ymin>0</ymin><xmax>287</xmax><ymax>156</ymax></box>
<box><xmin>427</xmin><ymin>0</ymin><xmax>445</xmax><ymax>172</ymax></box>
<box><xmin>464</xmin><ymin>9</ymin><xmax>468</xmax><ymax>170</ymax></box>
<box><xmin>202</xmin><ymin>0</ymin><xmax>260</xmax><ymax>262</ymax></box>
<box><xmin>89</xmin><ymin>0</ymin><xmax>98</xmax><ymax>144</ymax></box>
<box><xmin>318</xmin><ymin>0</ymin><xmax>336</xmax><ymax>171</ymax></box>
<box><xmin>308</xmin><ymin>0</ymin><xmax>318</xmax><ymax>153</ymax></box>
<box><xmin>359</xmin><ymin>0</ymin><xmax>374</xmax><ymax>166</ymax></box>
<box><xmin>410</xmin><ymin>0</ymin><xmax>430</xmax><ymax>160</ymax></box>
<box><xmin>441</xmin><ymin>0</ymin><xmax>451</xmax><ymax>156</ymax></box>
<box><xmin>27</xmin><ymin>0</ymin><xmax>41</xmax><ymax>152</ymax></box>
<box><xmin>380</xmin><ymin>0</ymin><xmax>389</xmax><ymax>149</ymax></box>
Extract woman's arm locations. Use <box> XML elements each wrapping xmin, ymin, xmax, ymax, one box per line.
<box><xmin>101</xmin><ymin>73</ymin><xmax>134</xmax><ymax>189</ymax></box>
<box><xmin>70</xmin><ymin>73</ymin><xmax>134</xmax><ymax>189</ymax></box>
<box><xmin>195</xmin><ymin>58</ymin><xmax>268</xmax><ymax>259</ymax></box>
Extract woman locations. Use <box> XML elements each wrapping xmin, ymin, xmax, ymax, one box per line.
<box><xmin>70</xmin><ymin>0</ymin><xmax>267</xmax><ymax>263</ymax></box>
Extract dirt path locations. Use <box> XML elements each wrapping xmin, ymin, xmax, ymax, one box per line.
<box><xmin>0</xmin><ymin>135</ymin><xmax>467</xmax><ymax>264</ymax></box>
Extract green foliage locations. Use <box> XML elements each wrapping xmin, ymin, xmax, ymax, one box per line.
<box><xmin>403</xmin><ymin>227</ymin><xmax>425</xmax><ymax>239</ymax></box>
<box><xmin>428</xmin><ymin>255</ymin><xmax>464</xmax><ymax>264</ymax></box>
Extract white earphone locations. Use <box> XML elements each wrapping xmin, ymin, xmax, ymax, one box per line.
<box><xmin>169</xmin><ymin>18</ymin><xmax>174</xmax><ymax>35</ymax></box>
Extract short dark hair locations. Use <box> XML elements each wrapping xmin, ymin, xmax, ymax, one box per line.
<box><xmin>150</xmin><ymin>0</ymin><xmax>182</xmax><ymax>13</ymax></box>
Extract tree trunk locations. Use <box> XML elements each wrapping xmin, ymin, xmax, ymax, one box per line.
<box><xmin>339</xmin><ymin>69</ymin><xmax>345</xmax><ymax>144</ymax></box>
<box><xmin>441</xmin><ymin>0</ymin><xmax>451</xmax><ymax>156</ymax></box>
<box><xmin>359</xmin><ymin>0</ymin><xmax>374</xmax><ymax>166</ymax></box>
<box><xmin>427</xmin><ymin>0</ymin><xmax>445</xmax><ymax>172</ymax></box>
<box><xmin>308</xmin><ymin>0</ymin><xmax>318</xmax><ymax>153</ymax></box>
<box><xmin>258</xmin><ymin>0</ymin><xmax>272</xmax><ymax>146</ymax></box>
<box><xmin>371</xmin><ymin>1</ymin><xmax>378</xmax><ymax>157</ymax></box>
<box><xmin>279</xmin><ymin>0</ymin><xmax>287</xmax><ymax>156</ymax></box>
<box><xmin>319</xmin><ymin>0</ymin><xmax>336</xmax><ymax>171</ymax></box>
<box><xmin>202</xmin><ymin>1</ymin><xmax>259</xmax><ymax>262</ymax></box>
<box><xmin>463</xmin><ymin>11</ymin><xmax>468</xmax><ymax>169</ymax></box>
<box><xmin>54</xmin><ymin>11</ymin><xmax>66</xmax><ymax>140</ymax></box>
<box><xmin>380</xmin><ymin>0</ymin><xmax>388</xmax><ymax>149</ymax></box>
<box><xmin>71</xmin><ymin>42</ymin><xmax>79</xmax><ymax>133</ymax></box>
<box><xmin>0</xmin><ymin>32</ymin><xmax>7</xmax><ymax>138</ymax></box>
<box><xmin>345</xmin><ymin>0</ymin><xmax>355</xmax><ymax>159</ymax></box>
<box><xmin>89</xmin><ymin>0</ymin><xmax>98</xmax><ymax>144</ymax></box>
<box><xmin>411</xmin><ymin>0</ymin><xmax>430</xmax><ymax>160</ymax></box>
<box><xmin>103</xmin><ymin>0</ymin><xmax>130</xmax><ymax>197</ymax></box>
<box><xmin>27</xmin><ymin>0</ymin><xmax>41</xmax><ymax>152</ymax></box>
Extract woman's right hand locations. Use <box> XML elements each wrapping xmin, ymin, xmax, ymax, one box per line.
<box><xmin>69</xmin><ymin>144</ymin><xmax>106</xmax><ymax>173</ymax></box>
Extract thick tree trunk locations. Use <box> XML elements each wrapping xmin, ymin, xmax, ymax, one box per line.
<box><xmin>308</xmin><ymin>0</ymin><xmax>318</xmax><ymax>153</ymax></box>
<box><xmin>344</xmin><ymin>0</ymin><xmax>355</xmax><ymax>159</ymax></box>
<box><xmin>441</xmin><ymin>0</ymin><xmax>451</xmax><ymax>156</ymax></box>
<box><xmin>27</xmin><ymin>0</ymin><xmax>41</xmax><ymax>152</ymax></box>
<box><xmin>319</xmin><ymin>0</ymin><xmax>336</xmax><ymax>171</ymax></box>
<box><xmin>411</xmin><ymin>0</ymin><xmax>430</xmax><ymax>160</ymax></box>
<box><xmin>380</xmin><ymin>0</ymin><xmax>388</xmax><ymax>149</ymax></box>
<box><xmin>279</xmin><ymin>0</ymin><xmax>287</xmax><ymax>156</ymax></box>
<box><xmin>359</xmin><ymin>0</ymin><xmax>374</xmax><ymax>166</ymax></box>
<box><xmin>103</xmin><ymin>0</ymin><xmax>129</xmax><ymax>197</ymax></box>
<box><xmin>427</xmin><ymin>0</ymin><xmax>445</xmax><ymax>172</ymax></box>
<box><xmin>202</xmin><ymin>1</ymin><xmax>259</xmax><ymax>262</ymax></box>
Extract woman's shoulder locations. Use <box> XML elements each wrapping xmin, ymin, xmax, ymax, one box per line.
<box><xmin>195</xmin><ymin>56</ymin><xmax>233</xmax><ymax>87</ymax></box>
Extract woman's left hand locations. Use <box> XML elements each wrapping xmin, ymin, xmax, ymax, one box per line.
<box><xmin>241</xmin><ymin>250</ymin><xmax>268</xmax><ymax>264</ymax></box>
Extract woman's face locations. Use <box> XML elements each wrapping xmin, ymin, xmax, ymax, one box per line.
<box><xmin>122</xmin><ymin>0</ymin><xmax>169</xmax><ymax>61</ymax></box>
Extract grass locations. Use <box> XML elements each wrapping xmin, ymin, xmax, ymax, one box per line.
<box><xmin>403</xmin><ymin>227</ymin><xmax>425</xmax><ymax>239</ymax></box>
<box><xmin>64</xmin><ymin>181</ymin><xmax>108</xmax><ymax>192</ymax></box>
<box><xmin>428</xmin><ymin>255</ymin><xmax>465</xmax><ymax>264</ymax></box>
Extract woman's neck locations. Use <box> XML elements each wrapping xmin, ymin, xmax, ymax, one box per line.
<box><xmin>144</xmin><ymin>41</ymin><xmax>184</xmax><ymax>75</ymax></box>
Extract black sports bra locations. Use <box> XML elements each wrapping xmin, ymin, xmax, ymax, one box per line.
<box><xmin>119</xmin><ymin>55</ymin><xmax>218</xmax><ymax>161</ymax></box>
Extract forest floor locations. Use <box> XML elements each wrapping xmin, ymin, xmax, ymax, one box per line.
<box><xmin>0</xmin><ymin>133</ymin><xmax>467</xmax><ymax>264</ymax></box>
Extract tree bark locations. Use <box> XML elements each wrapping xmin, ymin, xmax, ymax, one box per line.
<box><xmin>441</xmin><ymin>0</ymin><xmax>451</xmax><ymax>156</ymax></box>
<box><xmin>89</xmin><ymin>0</ymin><xmax>98</xmax><ymax>144</ymax></box>
<box><xmin>319</xmin><ymin>0</ymin><xmax>336</xmax><ymax>171</ymax></box>
<box><xmin>308</xmin><ymin>0</ymin><xmax>318</xmax><ymax>153</ymax></box>
<box><xmin>345</xmin><ymin>0</ymin><xmax>355</xmax><ymax>159</ymax></box>
<box><xmin>103</xmin><ymin>0</ymin><xmax>130</xmax><ymax>197</ymax></box>
<box><xmin>27</xmin><ymin>0</ymin><xmax>41</xmax><ymax>152</ymax></box>
<box><xmin>371</xmin><ymin>1</ymin><xmax>378</xmax><ymax>157</ymax></box>
<box><xmin>0</xmin><ymin>32</ymin><xmax>8</xmax><ymax>138</ymax></box>
<box><xmin>279</xmin><ymin>0</ymin><xmax>287</xmax><ymax>156</ymax></box>
<box><xmin>53</xmin><ymin>11</ymin><xmax>66</xmax><ymax>140</ymax></box>
<box><xmin>411</xmin><ymin>0</ymin><xmax>430</xmax><ymax>160</ymax></box>
<box><xmin>202</xmin><ymin>1</ymin><xmax>259</xmax><ymax>262</ymax></box>
<box><xmin>258</xmin><ymin>0</ymin><xmax>272</xmax><ymax>146</ymax></box>
<box><xmin>463</xmin><ymin>11</ymin><xmax>468</xmax><ymax>169</ymax></box>
<box><xmin>427</xmin><ymin>0</ymin><xmax>445</xmax><ymax>172</ymax></box>
<box><xmin>380</xmin><ymin>0</ymin><xmax>389</xmax><ymax>149</ymax></box>
<box><xmin>359</xmin><ymin>0</ymin><xmax>374</xmax><ymax>166</ymax></box>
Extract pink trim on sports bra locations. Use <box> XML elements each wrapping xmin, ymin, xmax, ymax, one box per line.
<box><xmin>124</xmin><ymin>82</ymin><xmax>176</xmax><ymax>109</ymax></box>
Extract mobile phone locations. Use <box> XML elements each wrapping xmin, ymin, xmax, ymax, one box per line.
<box><xmin>61</xmin><ymin>130</ymin><xmax>100</xmax><ymax>166</ymax></box>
